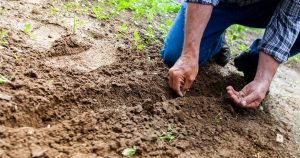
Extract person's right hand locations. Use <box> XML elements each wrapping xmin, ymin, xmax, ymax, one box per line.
<box><xmin>168</xmin><ymin>54</ymin><xmax>199</xmax><ymax>96</ymax></box>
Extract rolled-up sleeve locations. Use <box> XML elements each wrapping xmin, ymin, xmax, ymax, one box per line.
<box><xmin>185</xmin><ymin>0</ymin><xmax>220</xmax><ymax>6</ymax></box>
<box><xmin>258</xmin><ymin>0</ymin><xmax>300</xmax><ymax>63</ymax></box>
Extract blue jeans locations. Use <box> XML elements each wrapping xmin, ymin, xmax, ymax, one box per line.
<box><xmin>161</xmin><ymin>1</ymin><xmax>300</xmax><ymax>67</ymax></box>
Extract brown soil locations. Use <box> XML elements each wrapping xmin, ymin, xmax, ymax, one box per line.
<box><xmin>0</xmin><ymin>0</ymin><xmax>299</xmax><ymax>158</ymax></box>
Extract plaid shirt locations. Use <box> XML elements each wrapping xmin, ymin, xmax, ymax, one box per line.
<box><xmin>186</xmin><ymin>0</ymin><xmax>300</xmax><ymax>63</ymax></box>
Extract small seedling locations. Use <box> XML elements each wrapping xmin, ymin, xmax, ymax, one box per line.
<box><xmin>133</xmin><ymin>31</ymin><xmax>139</xmax><ymax>41</ymax></box>
<box><xmin>23</xmin><ymin>23</ymin><xmax>32</xmax><ymax>35</ymax></box>
<box><xmin>0</xmin><ymin>74</ymin><xmax>9</xmax><ymax>84</ymax></box>
<box><xmin>122</xmin><ymin>147</ymin><xmax>137</xmax><ymax>157</ymax></box>
<box><xmin>0</xmin><ymin>29</ymin><xmax>8</xmax><ymax>46</ymax></box>
<box><xmin>50</xmin><ymin>8</ymin><xmax>60</xmax><ymax>15</ymax></box>
<box><xmin>63</xmin><ymin>1</ymin><xmax>73</xmax><ymax>11</ymax></box>
<box><xmin>22</xmin><ymin>23</ymin><xmax>36</xmax><ymax>39</ymax></box>
<box><xmin>13</xmin><ymin>52</ymin><xmax>22</xmax><ymax>64</ymax></box>
<box><xmin>145</xmin><ymin>26</ymin><xmax>155</xmax><ymax>41</ymax></box>
<box><xmin>214</xmin><ymin>112</ymin><xmax>222</xmax><ymax>123</ymax></box>
<box><xmin>73</xmin><ymin>15</ymin><xmax>85</xmax><ymax>34</ymax></box>
<box><xmin>133</xmin><ymin>31</ymin><xmax>144</xmax><ymax>50</ymax></box>
<box><xmin>121</xmin><ymin>23</ymin><xmax>127</xmax><ymax>32</ymax></box>
<box><xmin>159</xmin><ymin>124</ymin><xmax>175</xmax><ymax>142</ymax></box>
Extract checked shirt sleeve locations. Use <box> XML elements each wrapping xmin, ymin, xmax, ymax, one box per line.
<box><xmin>258</xmin><ymin>0</ymin><xmax>300</xmax><ymax>63</ymax></box>
<box><xmin>185</xmin><ymin>0</ymin><xmax>220</xmax><ymax>6</ymax></box>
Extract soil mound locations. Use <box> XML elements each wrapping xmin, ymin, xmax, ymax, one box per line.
<box><xmin>49</xmin><ymin>35</ymin><xmax>92</xmax><ymax>57</ymax></box>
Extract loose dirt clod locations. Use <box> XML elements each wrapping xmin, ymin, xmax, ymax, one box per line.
<box><xmin>276</xmin><ymin>134</ymin><xmax>284</xmax><ymax>144</ymax></box>
<box><xmin>0</xmin><ymin>92</ymin><xmax>11</xmax><ymax>101</ymax></box>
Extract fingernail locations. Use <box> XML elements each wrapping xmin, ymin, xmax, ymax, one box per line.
<box><xmin>178</xmin><ymin>92</ymin><xmax>183</xmax><ymax>97</ymax></box>
<box><xmin>241</xmin><ymin>100</ymin><xmax>246</xmax><ymax>106</ymax></box>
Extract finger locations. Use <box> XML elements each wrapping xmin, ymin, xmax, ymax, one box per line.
<box><xmin>226</xmin><ymin>86</ymin><xmax>233</xmax><ymax>91</ymax></box>
<box><xmin>226</xmin><ymin>86</ymin><xmax>239</xmax><ymax>96</ymax></box>
<box><xmin>243</xmin><ymin>99</ymin><xmax>261</xmax><ymax>108</ymax></box>
<box><xmin>168</xmin><ymin>70</ymin><xmax>174</xmax><ymax>89</ymax></box>
<box><xmin>226</xmin><ymin>86</ymin><xmax>241</xmax><ymax>105</ymax></box>
<box><xmin>182</xmin><ymin>78</ymin><xmax>194</xmax><ymax>94</ymax></box>
<box><xmin>172</xmin><ymin>76</ymin><xmax>183</xmax><ymax>97</ymax></box>
<box><xmin>168</xmin><ymin>74</ymin><xmax>173</xmax><ymax>89</ymax></box>
<box><xmin>228</xmin><ymin>91</ymin><xmax>241</xmax><ymax>105</ymax></box>
<box><xmin>240</xmin><ymin>92</ymin><xmax>258</xmax><ymax>107</ymax></box>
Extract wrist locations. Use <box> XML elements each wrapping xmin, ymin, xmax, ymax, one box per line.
<box><xmin>254</xmin><ymin>51</ymin><xmax>279</xmax><ymax>84</ymax></box>
<box><xmin>182</xmin><ymin>45</ymin><xmax>199</xmax><ymax>61</ymax></box>
<box><xmin>181</xmin><ymin>50</ymin><xmax>199</xmax><ymax>65</ymax></box>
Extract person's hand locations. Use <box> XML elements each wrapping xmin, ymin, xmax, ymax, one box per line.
<box><xmin>226</xmin><ymin>79</ymin><xmax>270</xmax><ymax>108</ymax></box>
<box><xmin>168</xmin><ymin>55</ymin><xmax>198</xmax><ymax>96</ymax></box>
<box><xmin>227</xmin><ymin>52</ymin><xmax>279</xmax><ymax>108</ymax></box>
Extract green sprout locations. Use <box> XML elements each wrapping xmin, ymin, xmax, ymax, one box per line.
<box><xmin>133</xmin><ymin>31</ymin><xmax>144</xmax><ymax>50</ymax></box>
<box><xmin>122</xmin><ymin>147</ymin><xmax>137</xmax><ymax>157</ymax></box>
<box><xmin>121</xmin><ymin>23</ymin><xmax>127</xmax><ymax>32</ymax></box>
<box><xmin>13</xmin><ymin>52</ymin><xmax>22</xmax><ymax>64</ymax></box>
<box><xmin>73</xmin><ymin>15</ymin><xmax>85</xmax><ymax>34</ymax></box>
<box><xmin>63</xmin><ymin>1</ymin><xmax>73</xmax><ymax>11</ymax></box>
<box><xmin>214</xmin><ymin>112</ymin><xmax>222</xmax><ymax>124</ymax></box>
<box><xmin>50</xmin><ymin>7</ymin><xmax>60</xmax><ymax>15</ymax></box>
<box><xmin>145</xmin><ymin>26</ymin><xmax>155</xmax><ymax>41</ymax></box>
<box><xmin>159</xmin><ymin>124</ymin><xmax>175</xmax><ymax>142</ymax></box>
<box><xmin>0</xmin><ymin>29</ymin><xmax>8</xmax><ymax>46</ymax></box>
<box><xmin>23</xmin><ymin>23</ymin><xmax>32</xmax><ymax>35</ymax></box>
<box><xmin>0</xmin><ymin>74</ymin><xmax>9</xmax><ymax>84</ymax></box>
<box><xmin>22</xmin><ymin>23</ymin><xmax>36</xmax><ymax>40</ymax></box>
<box><xmin>133</xmin><ymin>31</ymin><xmax>140</xmax><ymax>42</ymax></box>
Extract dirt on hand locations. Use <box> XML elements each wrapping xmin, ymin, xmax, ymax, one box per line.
<box><xmin>0</xmin><ymin>0</ymin><xmax>299</xmax><ymax>158</ymax></box>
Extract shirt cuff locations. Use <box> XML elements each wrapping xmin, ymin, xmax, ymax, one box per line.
<box><xmin>185</xmin><ymin>0</ymin><xmax>219</xmax><ymax>6</ymax></box>
<box><xmin>258</xmin><ymin>43</ymin><xmax>288</xmax><ymax>63</ymax></box>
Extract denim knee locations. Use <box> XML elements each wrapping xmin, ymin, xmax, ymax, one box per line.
<box><xmin>161</xmin><ymin>46</ymin><xmax>180</xmax><ymax>68</ymax></box>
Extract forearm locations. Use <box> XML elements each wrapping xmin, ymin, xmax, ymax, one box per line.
<box><xmin>182</xmin><ymin>3</ymin><xmax>213</xmax><ymax>61</ymax></box>
<box><xmin>254</xmin><ymin>51</ymin><xmax>280</xmax><ymax>84</ymax></box>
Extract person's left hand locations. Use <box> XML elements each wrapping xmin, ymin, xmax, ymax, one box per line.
<box><xmin>226</xmin><ymin>79</ymin><xmax>270</xmax><ymax>108</ymax></box>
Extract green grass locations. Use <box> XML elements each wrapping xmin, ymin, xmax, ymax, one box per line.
<box><xmin>92</xmin><ymin>3</ymin><xmax>109</xmax><ymax>19</ymax></box>
<box><xmin>104</xmin><ymin>0</ymin><xmax>180</xmax><ymax>49</ymax></box>
<box><xmin>50</xmin><ymin>0</ymin><xmax>180</xmax><ymax>49</ymax></box>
